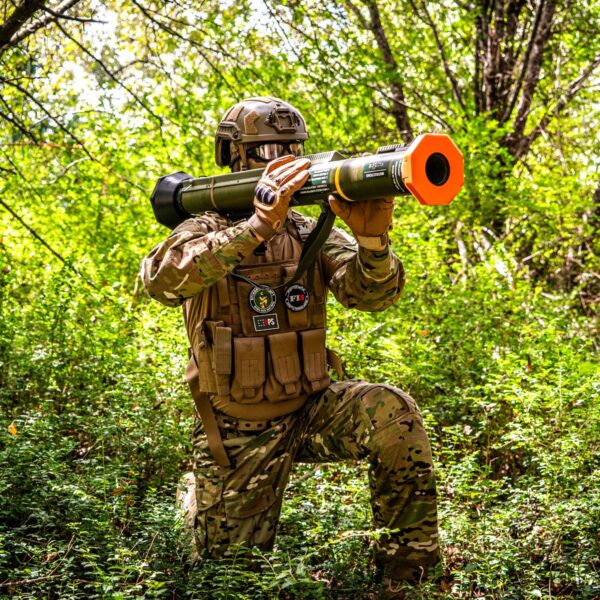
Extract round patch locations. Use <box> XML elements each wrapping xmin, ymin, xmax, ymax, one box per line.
<box><xmin>249</xmin><ymin>286</ymin><xmax>277</xmax><ymax>314</ymax></box>
<box><xmin>284</xmin><ymin>284</ymin><xmax>310</xmax><ymax>312</ymax></box>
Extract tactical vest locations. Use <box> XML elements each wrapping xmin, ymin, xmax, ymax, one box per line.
<box><xmin>183</xmin><ymin>212</ymin><xmax>333</xmax><ymax>425</ymax></box>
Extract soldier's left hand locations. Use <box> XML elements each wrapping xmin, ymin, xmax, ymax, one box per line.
<box><xmin>328</xmin><ymin>194</ymin><xmax>394</xmax><ymax>252</ymax></box>
<box><xmin>327</xmin><ymin>151</ymin><xmax>393</xmax><ymax>250</ymax></box>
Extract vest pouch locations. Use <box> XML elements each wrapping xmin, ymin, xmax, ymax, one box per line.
<box><xmin>212</xmin><ymin>325</ymin><xmax>232</xmax><ymax>396</ymax></box>
<box><xmin>264</xmin><ymin>332</ymin><xmax>303</xmax><ymax>403</ymax></box>
<box><xmin>193</xmin><ymin>320</ymin><xmax>218</xmax><ymax>394</ymax></box>
<box><xmin>230</xmin><ymin>337</ymin><xmax>266</xmax><ymax>404</ymax></box>
<box><xmin>300</xmin><ymin>329</ymin><xmax>330</xmax><ymax>394</ymax></box>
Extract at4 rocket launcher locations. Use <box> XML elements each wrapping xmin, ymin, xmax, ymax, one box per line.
<box><xmin>151</xmin><ymin>133</ymin><xmax>463</xmax><ymax>230</ymax></box>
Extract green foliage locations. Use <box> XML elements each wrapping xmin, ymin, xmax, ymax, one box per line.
<box><xmin>0</xmin><ymin>0</ymin><xmax>598</xmax><ymax>598</ymax></box>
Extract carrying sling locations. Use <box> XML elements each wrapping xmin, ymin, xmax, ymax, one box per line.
<box><xmin>186</xmin><ymin>352</ymin><xmax>232</xmax><ymax>468</ymax></box>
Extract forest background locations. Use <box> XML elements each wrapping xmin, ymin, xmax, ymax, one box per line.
<box><xmin>0</xmin><ymin>1</ymin><xmax>598</xmax><ymax>598</ymax></box>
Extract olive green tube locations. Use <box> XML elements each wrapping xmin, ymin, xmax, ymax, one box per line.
<box><xmin>180</xmin><ymin>150</ymin><xmax>409</xmax><ymax>213</ymax></box>
<box><xmin>150</xmin><ymin>134</ymin><xmax>464</xmax><ymax>229</ymax></box>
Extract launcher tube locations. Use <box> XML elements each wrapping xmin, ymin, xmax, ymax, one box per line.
<box><xmin>151</xmin><ymin>133</ymin><xmax>463</xmax><ymax>229</ymax></box>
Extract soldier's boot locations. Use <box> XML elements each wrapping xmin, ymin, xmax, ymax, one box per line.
<box><xmin>379</xmin><ymin>577</ymin><xmax>408</xmax><ymax>600</ymax></box>
<box><xmin>175</xmin><ymin>471</ymin><xmax>199</xmax><ymax>563</ymax></box>
<box><xmin>378</xmin><ymin>562</ymin><xmax>449</xmax><ymax>599</ymax></box>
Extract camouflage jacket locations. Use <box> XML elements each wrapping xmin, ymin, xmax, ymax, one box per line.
<box><xmin>140</xmin><ymin>210</ymin><xmax>405</xmax><ymax>312</ymax></box>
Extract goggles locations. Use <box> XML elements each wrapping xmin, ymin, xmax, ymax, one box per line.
<box><xmin>246</xmin><ymin>142</ymin><xmax>305</xmax><ymax>162</ymax></box>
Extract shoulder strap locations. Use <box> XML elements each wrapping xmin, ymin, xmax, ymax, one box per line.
<box><xmin>286</xmin><ymin>206</ymin><xmax>336</xmax><ymax>292</ymax></box>
<box><xmin>186</xmin><ymin>352</ymin><xmax>231</xmax><ymax>468</ymax></box>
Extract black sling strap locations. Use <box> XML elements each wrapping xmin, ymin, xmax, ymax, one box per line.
<box><xmin>231</xmin><ymin>206</ymin><xmax>336</xmax><ymax>293</ymax></box>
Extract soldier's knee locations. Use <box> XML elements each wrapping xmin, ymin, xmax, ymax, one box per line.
<box><xmin>359</xmin><ymin>384</ymin><xmax>434</xmax><ymax>478</ymax></box>
<box><xmin>359</xmin><ymin>383</ymin><xmax>421</xmax><ymax>430</ymax></box>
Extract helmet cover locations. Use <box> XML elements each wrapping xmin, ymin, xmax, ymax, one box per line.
<box><xmin>215</xmin><ymin>96</ymin><xmax>309</xmax><ymax>167</ymax></box>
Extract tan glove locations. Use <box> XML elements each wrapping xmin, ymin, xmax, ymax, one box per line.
<box><xmin>328</xmin><ymin>195</ymin><xmax>394</xmax><ymax>250</ymax></box>
<box><xmin>248</xmin><ymin>155</ymin><xmax>311</xmax><ymax>241</ymax></box>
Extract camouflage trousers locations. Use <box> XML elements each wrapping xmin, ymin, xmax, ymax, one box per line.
<box><xmin>188</xmin><ymin>379</ymin><xmax>440</xmax><ymax>582</ymax></box>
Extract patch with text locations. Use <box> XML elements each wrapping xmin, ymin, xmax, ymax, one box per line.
<box><xmin>252</xmin><ymin>313</ymin><xmax>280</xmax><ymax>332</ymax></box>
<box><xmin>284</xmin><ymin>284</ymin><xmax>310</xmax><ymax>312</ymax></box>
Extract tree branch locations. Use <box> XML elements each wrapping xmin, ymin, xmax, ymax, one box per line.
<box><xmin>42</xmin><ymin>4</ymin><xmax>104</xmax><ymax>25</ymax></box>
<box><xmin>1</xmin><ymin>89</ymin><xmax>148</xmax><ymax>197</ymax></box>
<box><xmin>369</xmin><ymin>84</ymin><xmax>452</xmax><ymax>130</ymax></box>
<box><xmin>0</xmin><ymin>150</ymin><xmax>90</xmax><ymax>284</ymax></box>
<box><xmin>360</xmin><ymin>0</ymin><xmax>413</xmax><ymax>141</ymax></box>
<box><xmin>0</xmin><ymin>107</ymin><xmax>39</xmax><ymax>142</ymax></box>
<box><xmin>1</xmin><ymin>0</ymin><xmax>83</xmax><ymax>52</ymax></box>
<box><xmin>129</xmin><ymin>0</ymin><xmax>238</xmax><ymax>96</ymax></box>
<box><xmin>261</xmin><ymin>1</ymin><xmax>349</xmax><ymax>137</ymax></box>
<box><xmin>410</xmin><ymin>0</ymin><xmax>467</xmax><ymax>114</ymax></box>
<box><xmin>272</xmin><ymin>2</ymin><xmax>448</xmax><ymax>130</ymax></box>
<box><xmin>53</xmin><ymin>20</ymin><xmax>165</xmax><ymax>127</ymax></box>
<box><xmin>473</xmin><ymin>6</ymin><xmax>486</xmax><ymax>115</ymax></box>
<box><xmin>0</xmin><ymin>195</ymin><xmax>89</xmax><ymax>280</ymax></box>
<box><xmin>344</xmin><ymin>0</ymin><xmax>370</xmax><ymax>29</ymax></box>
<box><xmin>502</xmin><ymin>0</ymin><xmax>544</xmax><ymax>122</ymax></box>
<box><xmin>509</xmin><ymin>0</ymin><xmax>557</xmax><ymax>143</ymax></box>
<box><xmin>0</xmin><ymin>0</ymin><xmax>45</xmax><ymax>52</ymax></box>
<box><xmin>0</xmin><ymin>74</ymin><xmax>95</xmax><ymax>160</ymax></box>
<box><xmin>0</xmin><ymin>151</ymin><xmax>144</xmax><ymax>319</ymax></box>
<box><xmin>513</xmin><ymin>53</ymin><xmax>600</xmax><ymax>159</ymax></box>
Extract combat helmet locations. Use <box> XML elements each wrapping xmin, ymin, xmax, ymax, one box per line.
<box><xmin>215</xmin><ymin>97</ymin><xmax>308</xmax><ymax>170</ymax></box>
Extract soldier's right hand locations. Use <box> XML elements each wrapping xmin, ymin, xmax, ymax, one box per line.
<box><xmin>248</xmin><ymin>155</ymin><xmax>311</xmax><ymax>241</ymax></box>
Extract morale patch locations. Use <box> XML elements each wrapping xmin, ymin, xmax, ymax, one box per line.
<box><xmin>284</xmin><ymin>285</ymin><xmax>309</xmax><ymax>312</ymax></box>
<box><xmin>253</xmin><ymin>314</ymin><xmax>280</xmax><ymax>332</ymax></box>
<box><xmin>249</xmin><ymin>286</ymin><xmax>276</xmax><ymax>314</ymax></box>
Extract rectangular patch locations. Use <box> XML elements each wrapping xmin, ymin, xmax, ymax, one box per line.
<box><xmin>252</xmin><ymin>313</ymin><xmax>279</xmax><ymax>332</ymax></box>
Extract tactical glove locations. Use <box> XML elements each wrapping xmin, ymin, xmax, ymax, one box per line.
<box><xmin>248</xmin><ymin>155</ymin><xmax>311</xmax><ymax>241</ymax></box>
<box><xmin>328</xmin><ymin>195</ymin><xmax>394</xmax><ymax>250</ymax></box>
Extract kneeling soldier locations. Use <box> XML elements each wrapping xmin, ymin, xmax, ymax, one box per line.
<box><xmin>141</xmin><ymin>97</ymin><xmax>441</xmax><ymax>595</ymax></box>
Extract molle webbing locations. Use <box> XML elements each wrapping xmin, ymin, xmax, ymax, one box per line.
<box><xmin>186</xmin><ymin>212</ymin><xmax>334</xmax><ymax>468</ymax></box>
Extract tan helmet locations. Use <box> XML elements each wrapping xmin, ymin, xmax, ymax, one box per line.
<box><xmin>215</xmin><ymin>96</ymin><xmax>309</xmax><ymax>168</ymax></box>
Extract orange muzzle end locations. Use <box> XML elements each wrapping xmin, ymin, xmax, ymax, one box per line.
<box><xmin>401</xmin><ymin>133</ymin><xmax>464</xmax><ymax>206</ymax></box>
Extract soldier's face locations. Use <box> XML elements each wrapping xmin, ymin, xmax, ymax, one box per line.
<box><xmin>246</xmin><ymin>155</ymin><xmax>267</xmax><ymax>171</ymax></box>
<box><xmin>247</xmin><ymin>142</ymin><xmax>304</xmax><ymax>161</ymax></box>
<box><xmin>231</xmin><ymin>142</ymin><xmax>303</xmax><ymax>172</ymax></box>
<box><xmin>229</xmin><ymin>147</ymin><xmax>264</xmax><ymax>172</ymax></box>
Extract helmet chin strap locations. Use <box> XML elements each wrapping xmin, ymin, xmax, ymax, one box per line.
<box><xmin>230</xmin><ymin>144</ymin><xmax>249</xmax><ymax>172</ymax></box>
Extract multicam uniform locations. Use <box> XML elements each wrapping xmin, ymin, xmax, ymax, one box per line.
<box><xmin>140</xmin><ymin>209</ymin><xmax>440</xmax><ymax>582</ymax></box>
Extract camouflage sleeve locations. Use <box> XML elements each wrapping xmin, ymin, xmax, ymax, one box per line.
<box><xmin>321</xmin><ymin>226</ymin><xmax>405</xmax><ymax>312</ymax></box>
<box><xmin>140</xmin><ymin>212</ymin><xmax>262</xmax><ymax>307</ymax></box>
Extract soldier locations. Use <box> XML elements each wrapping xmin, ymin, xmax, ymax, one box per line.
<box><xmin>141</xmin><ymin>97</ymin><xmax>441</xmax><ymax>597</ymax></box>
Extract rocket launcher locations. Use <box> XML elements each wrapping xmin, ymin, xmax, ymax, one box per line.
<box><xmin>150</xmin><ymin>133</ymin><xmax>463</xmax><ymax>230</ymax></box>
